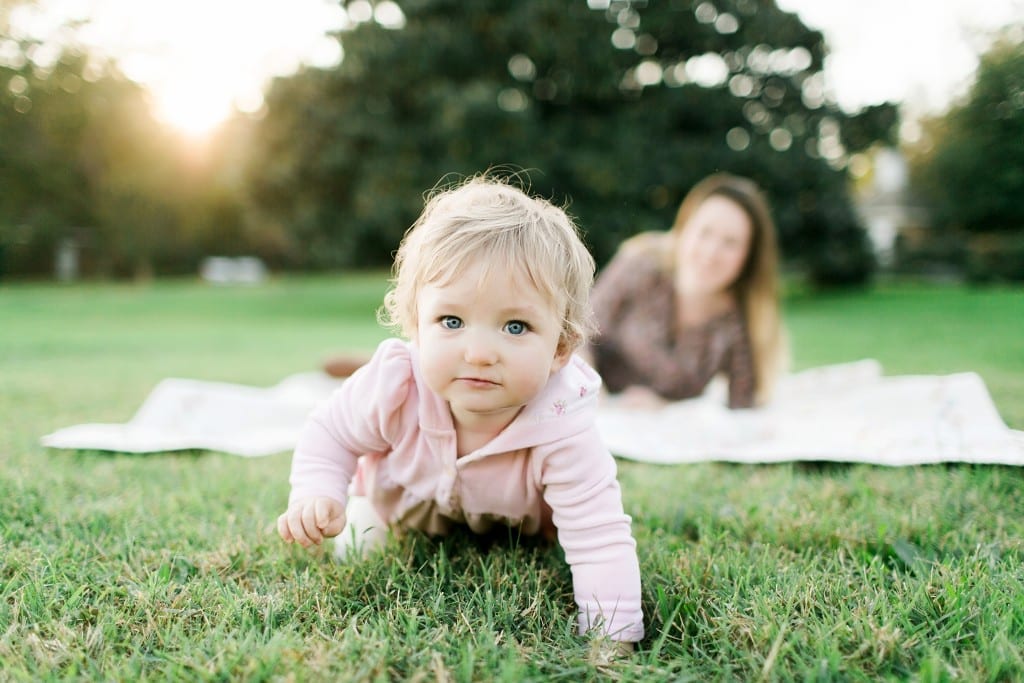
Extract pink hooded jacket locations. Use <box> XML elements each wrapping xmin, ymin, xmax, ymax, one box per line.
<box><xmin>288</xmin><ymin>338</ymin><xmax>644</xmax><ymax>642</ymax></box>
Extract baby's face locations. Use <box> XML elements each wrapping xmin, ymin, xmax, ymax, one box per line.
<box><xmin>414</xmin><ymin>262</ymin><xmax>570</xmax><ymax>430</ymax></box>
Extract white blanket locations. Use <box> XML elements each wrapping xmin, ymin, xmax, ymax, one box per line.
<box><xmin>599</xmin><ymin>361</ymin><xmax>1024</xmax><ymax>466</ymax></box>
<box><xmin>41</xmin><ymin>372</ymin><xmax>344</xmax><ymax>458</ymax></box>
<box><xmin>41</xmin><ymin>361</ymin><xmax>1024</xmax><ymax>466</ymax></box>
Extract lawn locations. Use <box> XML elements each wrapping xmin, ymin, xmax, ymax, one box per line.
<box><xmin>1</xmin><ymin>275</ymin><xmax>1023</xmax><ymax>680</ymax></box>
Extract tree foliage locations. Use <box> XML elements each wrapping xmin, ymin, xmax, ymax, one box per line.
<box><xmin>0</xmin><ymin>34</ymin><xmax>246</xmax><ymax>277</ymax></box>
<box><xmin>2</xmin><ymin>0</ymin><xmax>897</xmax><ymax>284</ymax></box>
<box><xmin>245</xmin><ymin>0</ymin><xmax>896</xmax><ymax>285</ymax></box>
<box><xmin>910</xmin><ymin>29</ymin><xmax>1024</xmax><ymax>235</ymax></box>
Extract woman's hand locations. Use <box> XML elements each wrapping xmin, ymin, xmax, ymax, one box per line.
<box><xmin>617</xmin><ymin>385</ymin><xmax>667</xmax><ymax>411</ymax></box>
<box><xmin>277</xmin><ymin>496</ymin><xmax>346</xmax><ymax>547</ymax></box>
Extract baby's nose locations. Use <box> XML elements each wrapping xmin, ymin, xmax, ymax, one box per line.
<box><xmin>463</xmin><ymin>332</ymin><xmax>498</xmax><ymax>365</ymax></box>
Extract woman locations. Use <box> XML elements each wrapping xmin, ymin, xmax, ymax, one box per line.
<box><xmin>585</xmin><ymin>173</ymin><xmax>787</xmax><ymax>409</ymax></box>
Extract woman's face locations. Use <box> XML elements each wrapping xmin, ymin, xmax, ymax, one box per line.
<box><xmin>674</xmin><ymin>194</ymin><xmax>753</xmax><ymax>297</ymax></box>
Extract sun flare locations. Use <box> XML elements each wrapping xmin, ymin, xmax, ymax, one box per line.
<box><xmin>149</xmin><ymin>85</ymin><xmax>235</xmax><ymax>138</ymax></box>
<box><xmin>19</xmin><ymin>0</ymin><xmax>349</xmax><ymax>136</ymax></box>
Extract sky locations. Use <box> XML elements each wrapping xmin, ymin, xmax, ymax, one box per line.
<box><xmin>6</xmin><ymin>0</ymin><xmax>1023</xmax><ymax>138</ymax></box>
<box><xmin>777</xmin><ymin>0</ymin><xmax>1023</xmax><ymax>121</ymax></box>
<box><xmin>6</xmin><ymin>0</ymin><xmax>357</xmax><ymax>134</ymax></box>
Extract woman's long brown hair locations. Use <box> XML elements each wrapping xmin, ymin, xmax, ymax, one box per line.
<box><xmin>669</xmin><ymin>173</ymin><xmax>788</xmax><ymax>403</ymax></box>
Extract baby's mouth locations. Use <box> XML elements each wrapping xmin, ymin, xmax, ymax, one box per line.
<box><xmin>457</xmin><ymin>377</ymin><xmax>500</xmax><ymax>387</ymax></box>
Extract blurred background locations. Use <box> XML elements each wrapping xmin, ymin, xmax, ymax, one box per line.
<box><xmin>1</xmin><ymin>0</ymin><xmax>1022</xmax><ymax>287</ymax></box>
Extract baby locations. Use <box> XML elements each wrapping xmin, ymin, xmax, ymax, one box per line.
<box><xmin>277</xmin><ymin>174</ymin><xmax>644</xmax><ymax>644</ymax></box>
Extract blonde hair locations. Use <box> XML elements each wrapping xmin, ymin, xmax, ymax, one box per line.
<box><xmin>623</xmin><ymin>173</ymin><xmax>788</xmax><ymax>404</ymax></box>
<box><xmin>380</xmin><ymin>173</ymin><xmax>597</xmax><ymax>354</ymax></box>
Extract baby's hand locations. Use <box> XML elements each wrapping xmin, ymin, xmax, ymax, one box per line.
<box><xmin>277</xmin><ymin>497</ymin><xmax>346</xmax><ymax>547</ymax></box>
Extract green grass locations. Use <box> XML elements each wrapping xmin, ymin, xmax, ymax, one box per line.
<box><xmin>1</xmin><ymin>275</ymin><xmax>1023</xmax><ymax>680</ymax></box>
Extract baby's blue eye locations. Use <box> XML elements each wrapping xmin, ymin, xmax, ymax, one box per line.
<box><xmin>504</xmin><ymin>320</ymin><xmax>528</xmax><ymax>335</ymax></box>
<box><xmin>440</xmin><ymin>316</ymin><xmax>463</xmax><ymax>330</ymax></box>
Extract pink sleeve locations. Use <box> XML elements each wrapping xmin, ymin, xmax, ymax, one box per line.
<box><xmin>287</xmin><ymin>339</ymin><xmax>413</xmax><ymax>506</ymax></box>
<box><xmin>538</xmin><ymin>429</ymin><xmax>645</xmax><ymax>642</ymax></box>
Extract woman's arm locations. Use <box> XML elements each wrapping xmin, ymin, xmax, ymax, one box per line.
<box><xmin>588</xmin><ymin>245</ymin><xmax>648</xmax><ymax>348</ymax></box>
<box><xmin>725</xmin><ymin>319</ymin><xmax>756</xmax><ymax>409</ymax></box>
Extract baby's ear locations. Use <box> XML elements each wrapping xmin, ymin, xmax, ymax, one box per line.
<box><xmin>550</xmin><ymin>337</ymin><xmax>575</xmax><ymax>374</ymax></box>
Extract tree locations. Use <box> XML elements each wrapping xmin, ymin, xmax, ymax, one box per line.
<box><xmin>0</xmin><ymin>37</ymin><xmax>247</xmax><ymax>278</ymax></box>
<box><xmin>0</xmin><ymin>46</ymin><xmax>106</xmax><ymax>275</ymax></box>
<box><xmin>244</xmin><ymin>0</ymin><xmax>895</xmax><ymax>285</ymax></box>
<box><xmin>910</xmin><ymin>29</ymin><xmax>1024</xmax><ymax>235</ymax></box>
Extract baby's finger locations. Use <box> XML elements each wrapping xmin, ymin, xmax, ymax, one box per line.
<box><xmin>286</xmin><ymin>507</ymin><xmax>313</xmax><ymax>547</ymax></box>
<box><xmin>314</xmin><ymin>498</ymin><xmax>334</xmax><ymax>531</ymax></box>
<box><xmin>301</xmin><ymin>503</ymin><xmax>323</xmax><ymax>545</ymax></box>
<box><xmin>315</xmin><ymin>497</ymin><xmax>339</xmax><ymax>532</ymax></box>
<box><xmin>277</xmin><ymin>513</ymin><xmax>294</xmax><ymax>542</ymax></box>
<box><xmin>314</xmin><ymin>498</ymin><xmax>345</xmax><ymax>537</ymax></box>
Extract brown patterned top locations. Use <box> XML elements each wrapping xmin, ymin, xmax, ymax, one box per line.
<box><xmin>587</xmin><ymin>242</ymin><xmax>756</xmax><ymax>409</ymax></box>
